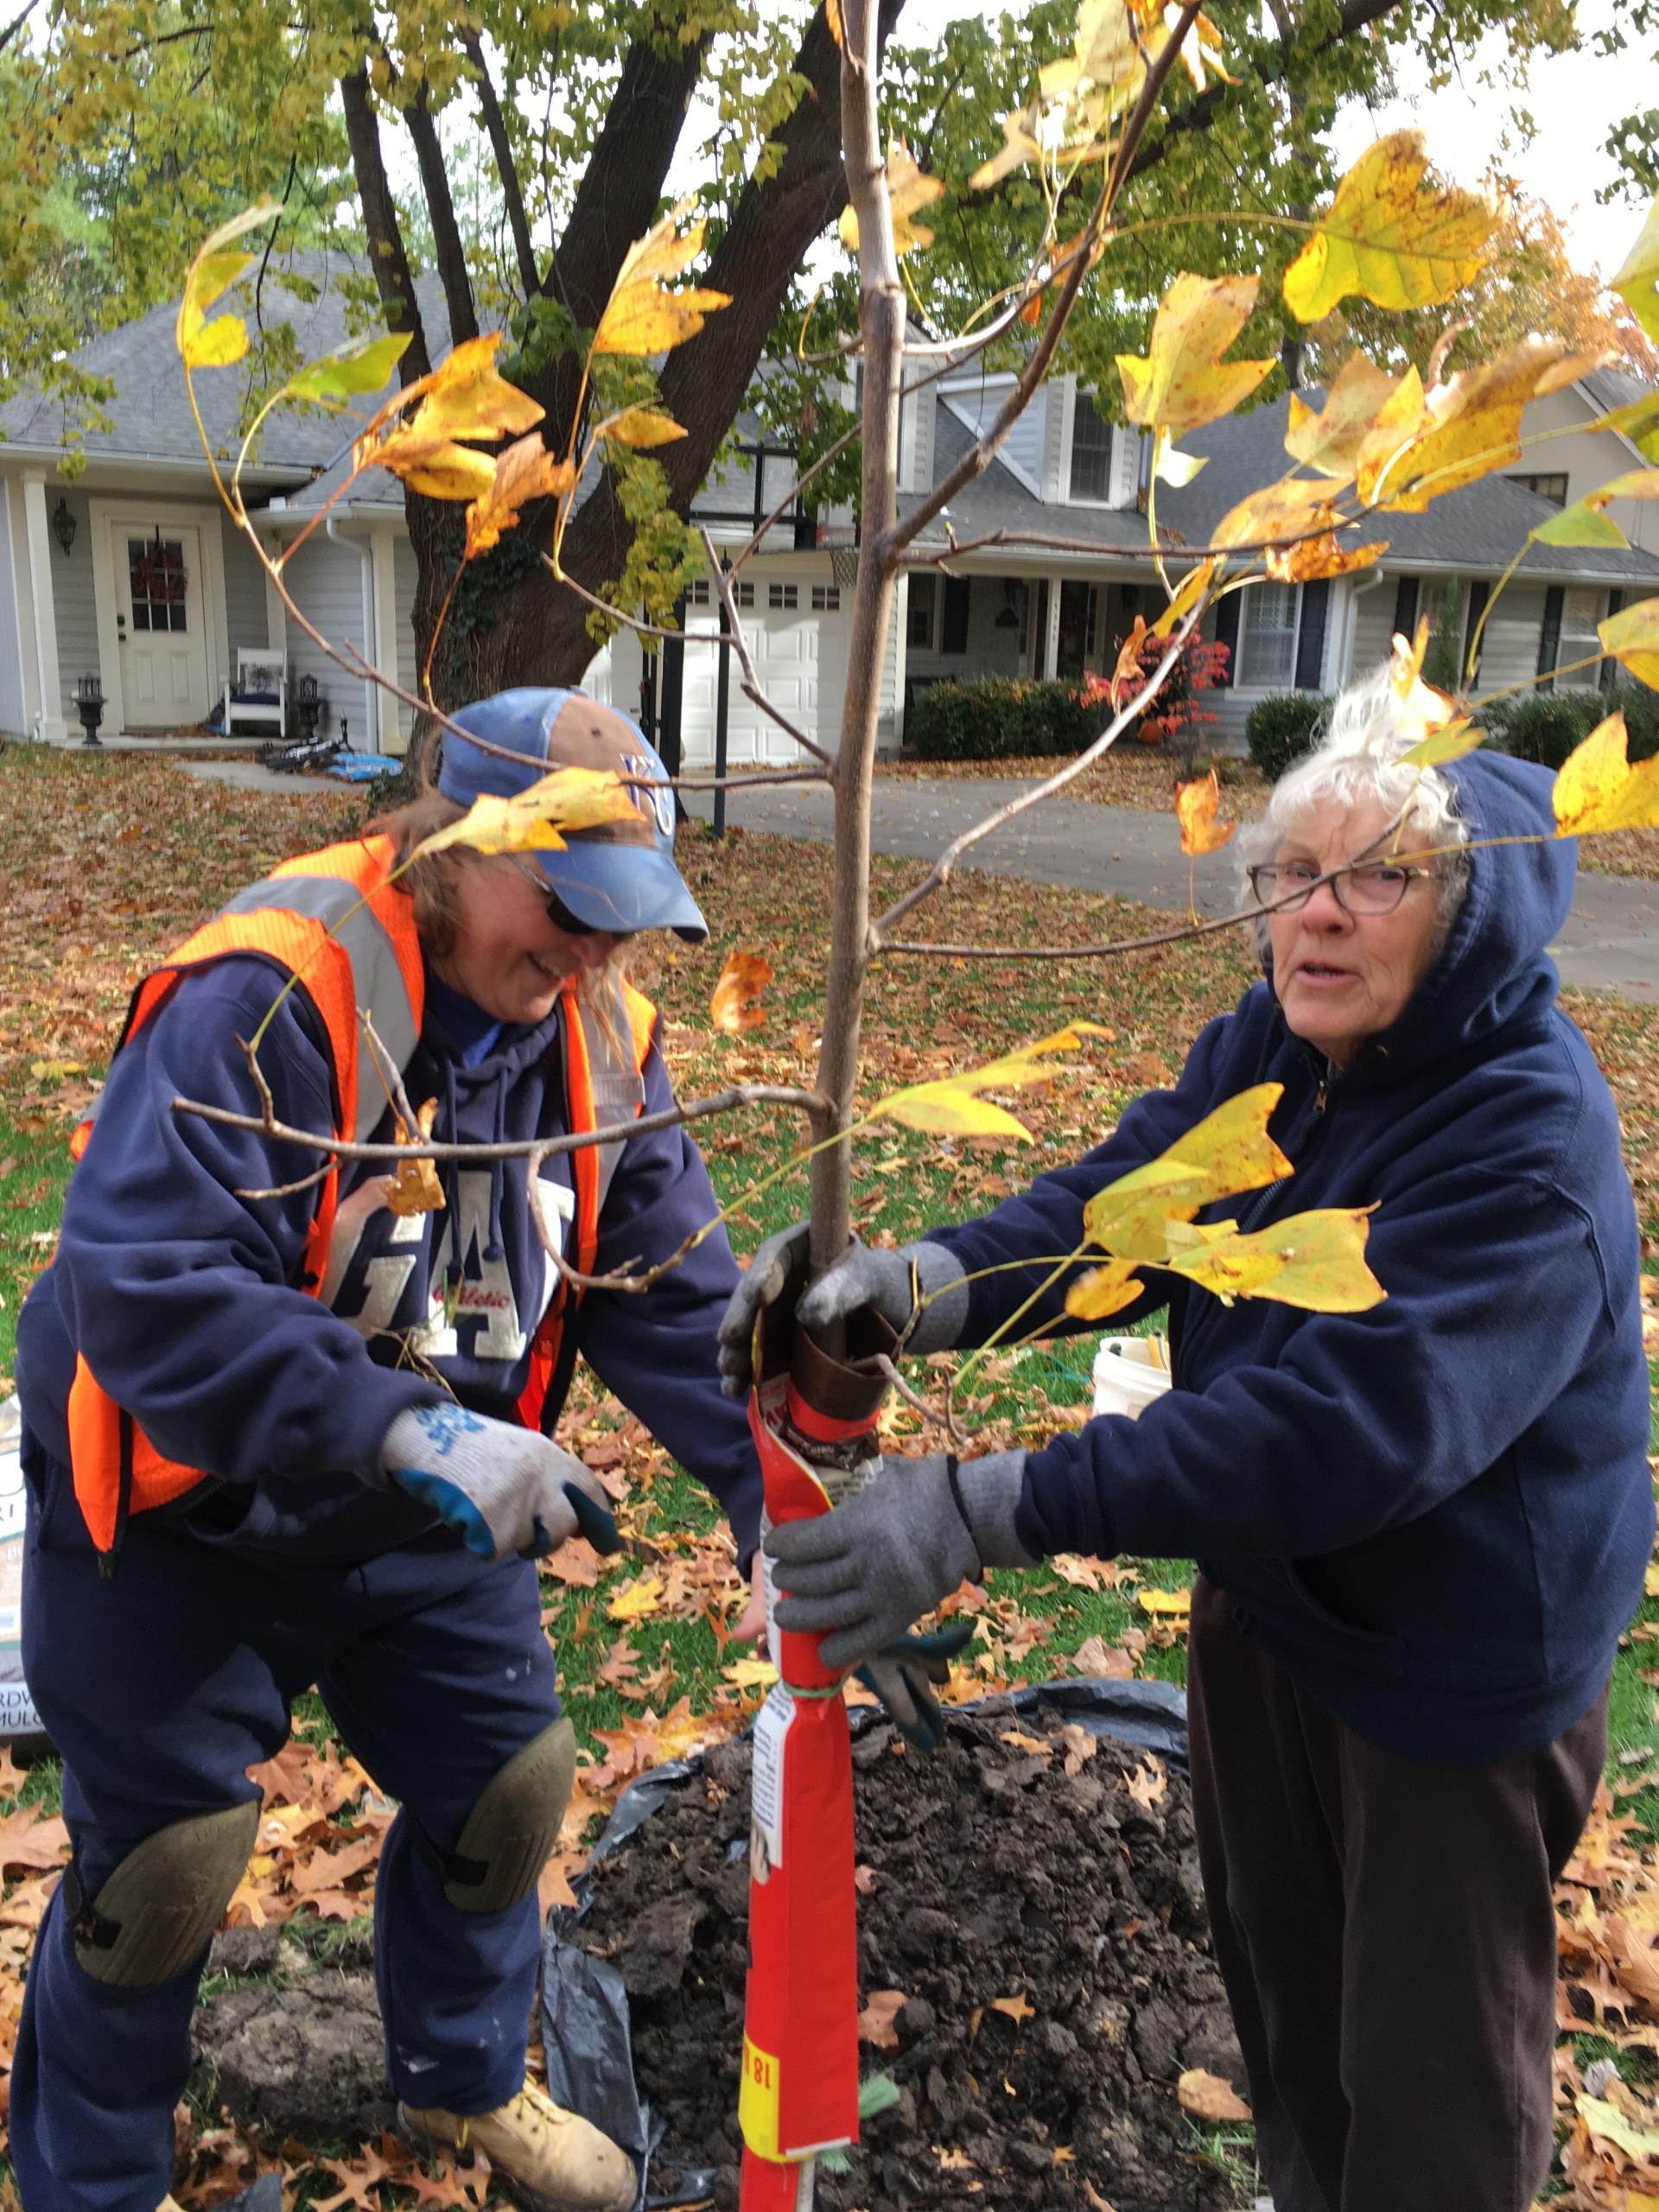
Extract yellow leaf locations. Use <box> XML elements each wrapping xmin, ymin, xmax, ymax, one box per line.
<box><xmin>1211</xmin><ymin>476</ymin><xmax>1340</xmax><ymax>555</ymax></box>
<box><xmin>1109</xmin><ymin>615</ymin><xmax>1149</xmax><ymax>707</ymax></box>
<box><xmin>385</xmin><ymin>1097</ymin><xmax>445</xmax><ymax>1218</ymax></box>
<box><xmin>968</xmin><ymin>101</ymin><xmax>1049</xmax><ymax>191</ymax></box>
<box><xmin>1116</xmin><ymin>272</ymin><xmax>1277</xmax><ymax>437</ymax></box>
<box><xmin>1283</xmin><ymin>353</ymin><xmax>1402</xmax><ymax>481</ymax></box>
<box><xmin>594</xmin><ymin>205</ymin><xmax>732</xmax><ymax>358</ymax></box>
<box><xmin>464</xmin><ymin>435</ymin><xmax>577</xmax><ymax>558</ymax></box>
<box><xmin>826</xmin><ymin>0</ymin><xmax>843</xmax><ymax>45</ymax></box>
<box><xmin>410</xmin><ymin>766</ymin><xmax>639</xmax><ymax>860</ymax></box>
<box><xmin>990</xmin><ymin>1993</ymin><xmax>1035</xmax><ymax>2022</ymax></box>
<box><xmin>1178</xmin><ymin>2069</ymin><xmax>1251</xmax><ymax>2123</ymax></box>
<box><xmin>1151</xmin><ymin>560</ymin><xmax>1215</xmax><ymax>639</ymax></box>
<box><xmin>1398</xmin><ymin>717</ymin><xmax>1483</xmax><ymax>767</ymax></box>
<box><xmin>598</xmin><ymin>406</ymin><xmax>688</xmax><ymax>450</ymax></box>
<box><xmin>1578</xmin><ymin>2093</ymin><xmax>1659</xmax><ymax>2164</ymax></box>
<box><xmin>1552</xmin><ymin>711</ymin><xmax>1659</xmax><ymax>837</ymax></box>
<box><xmin>1358</xmin><ymin>339</ymin><xmax>1606</xmax><ymax>513</ymax></box>
<box><xmin>1602</xmin><ymin>597</ymin><xmax>1659</xmax><ymax>693</ymax></box>
<box><xmin>869</xmin><ymin>1023</ymin><xmax>1112</xmax><ymax>1146</ymax></box>
<box><xmin>1073</xmin><ymin>0</ymin><xmax>1149</xmax><ymax>97</ymax></box>
<box><xmin>1136</xmin><ymin>1587</ymin><xmax>1191</xmax><ymax>1618</ymax></box>
<box><xmin>1152</xmin><ymin>429</ymin><xmax>1207</xmax><ymax>486</ymax></box>
<box><xmin>175</xmin><ymin>201</ymin><xmax>279</xmax><ymax>370</ymax></box>
<box><xmin>411</xmin><ymin>333</ymin><xmax>544</xmax><ymax>444</ymax></box>
<box><xmin>1174</xmin><ymin>770</ymin><xmax>1235</xmax><ymax>856</ymax></box>
<box><xmin>29</xmin><ymin>1058</ymin><xmax>83</xmax><ymax>1079</ymax></box>
<box><xmin>1165</xmin><ymin>1207</ymin><xmax>1385</xmax><ymax>1313</ymax></box>
<box><xmin>722</xmin><ymin>1656</ymin><xmax>779</xmax><ymax>1692</ymax></box>
<box><xmin>709</xmin><ymin>950</ymin><xmax>773</xmax><ymax>1034</ymax></box>
<box><xmin>839</xmin><ymin>143</ymin><xmax>946</xmax><ymax>257</ymax></box>
<box><xmin>607</xmin><ymin>1577</ymin><xmax>664</xmax><ymax>1624</ymax></box>
<box><xmin>1647</xmin><ymin>1561</ymin><xmax>1659</xmax><ymax>1599</ymax></box>
<box><xmin>1065</xmin><ymin>1260</ymin><xmax>1146</xmax><ymax>1321</ymax></box>
<box><xmin>1084</xmin><ymin>1084</ymin><xmax>1291</xmax><ymax>1262</ymax></box>
<box><xmin>1282</xmin><ymin>132</ymin><xmax>1494</xmax><ymax>326</ymax></box>
<box><xmin>1266</xmin><ymin>533</ymin><xmax>1387</xmax><ymax>586</ymax></box>
<box><xmin>362</xmin><ymin>423</ymin><xmax>499</xmax><ymax>502</ymax></box>
<box><xmin>1613</xmin><ymin>190</ymin><xmax>1659</xmax><ymax>351</ymax></box>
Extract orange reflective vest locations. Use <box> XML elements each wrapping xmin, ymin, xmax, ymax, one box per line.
<box><xmin>65</xmin><ymin>832</ymin><xmax>655</xmax><ymax>1562</ymax></box>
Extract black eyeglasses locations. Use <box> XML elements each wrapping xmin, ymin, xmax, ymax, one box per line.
<box><xmin>1247</xmin><ymin>860</ymin><xmax>1433</xmax><ymax>917</ymax></box>
<box><xmin>508</xmin><ymin>859</ymin><xmax>634</xmax><ymax>942</ymax></box>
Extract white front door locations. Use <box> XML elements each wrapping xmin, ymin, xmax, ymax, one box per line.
<box><xmin>118</xmin><ymin>524</ymin><xmax>211</xmax><ymax>726</ymax></box>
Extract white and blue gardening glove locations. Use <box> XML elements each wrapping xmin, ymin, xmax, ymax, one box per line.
<box><xmin>766</xmin><ymin>1449</ymin><xmax>1035</xmax><ymax>1668</ymax></box>
<box><xmin>381</xmin><ymin>1403</ymin><xmax>621</xmax><ymax>1564</ymax></box>
<box><xmin>716</xmin><ymin>1224</ymin><xmax>970</xmax><ymax>1398</ymax></box>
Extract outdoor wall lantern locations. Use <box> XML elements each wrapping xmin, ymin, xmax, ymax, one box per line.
<box><xmin>52</xmin><ymin>498</ymin><xmax>76</xmax><ymax>557</ymax></box>
<box><xmin>74</xmin><ymin>673</ymin><xmax>105</xmax><ymax>749</ymax></box>
<box><xmin>296</xmin><ymin>671</ymin><xmax>323</xmax><ymax>738</ymax></box>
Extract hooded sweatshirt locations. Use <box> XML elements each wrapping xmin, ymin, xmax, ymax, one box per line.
<box><xmin>930</xmin><ymin>752</ymin><xmax>1652</xmax><ymax>1764</ymax></box>
<box><xmin>16</xmin><ymin>953</ymin><xmax>762</xmax><ymax>1567</ymax></box>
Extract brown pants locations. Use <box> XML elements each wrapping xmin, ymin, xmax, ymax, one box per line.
<box><xmin>1186</xmin><ymin>1575</ymin><xmax>1606</xmax><ymax>2212</ymax></box>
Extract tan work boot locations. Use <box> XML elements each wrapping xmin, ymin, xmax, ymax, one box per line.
<box><xmin>400</xmin><ymin>2082</ymin><xmax>634</xmax><ymax>2212</ymax></box>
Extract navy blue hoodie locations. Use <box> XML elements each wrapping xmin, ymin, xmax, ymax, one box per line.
<box><xmin>931</xmin><ymin>753</ymin><xmax>1653</xmax><ymax>1763</ymax></box>
<box><xmin>16</xmin><ymin>957</ymin><xmax>762</xmax><ymax>1568</ymax></box>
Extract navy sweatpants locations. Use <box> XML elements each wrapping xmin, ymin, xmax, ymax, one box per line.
<box><xmin>10</xmin><ymin>1451</ymin><xmax>563</xmax><ymax>2212</ymax></box>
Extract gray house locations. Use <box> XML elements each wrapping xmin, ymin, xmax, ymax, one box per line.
<box><xmin>3</xmin><ymin>258</ymin><xmax>1655</xmax><ymax>758</ymax></box>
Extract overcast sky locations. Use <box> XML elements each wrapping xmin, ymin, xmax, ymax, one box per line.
<box><xmin>893</xmin><ymin>0</ymin><xmax>1659</xmax><ymax>281</ymax></box>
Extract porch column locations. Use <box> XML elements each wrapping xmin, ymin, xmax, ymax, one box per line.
<box><xmin>22</xmin><ymin>473</ymin><xmax>66</xmax><ymax>743</ymax></box>
<box><xmin>370</xmin><ymin>525</ymin><xmax>402</xmax><ymax>753</ymax></box>
<box><xmin>1042</xmin><ymin>570</ymin><xmax>1063</xmax><ymax>679</ymax></box>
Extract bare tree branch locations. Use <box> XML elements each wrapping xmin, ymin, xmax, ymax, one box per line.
<box><xmin>461</xmin><ymin>28</ymin><xmax>537</xmax><ymax>299</ymax></box>
<box><xmin>339</xmin><ymin>65</ymin><xmax>432</xmax><ymax>385</ymax></box>
<box><xmin>403</xmin><ymin>78</ymin><xmax>479</xmax><ymax>348</ymax></box>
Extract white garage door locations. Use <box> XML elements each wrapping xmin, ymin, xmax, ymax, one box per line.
<box><xmin>681</xmin><ymin>566</ymin><xmax>848</xmax><ymax>768</ymax></box>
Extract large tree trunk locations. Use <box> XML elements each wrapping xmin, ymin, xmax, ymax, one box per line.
<box><xmin>410</xmin><ymin>0</ymin><xmax>905</xmax><ymax>709</ymax></box>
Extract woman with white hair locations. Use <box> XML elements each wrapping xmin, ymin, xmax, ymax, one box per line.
<box><xmin>719</xmin><ymin>665</ymin><xmax>1654</xmax><ymax>2212</ymax></box>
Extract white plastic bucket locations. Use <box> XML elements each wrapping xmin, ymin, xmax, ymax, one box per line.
<box><xmin>1090</xmin><ymin>1335</ymin><xmax>1173</xmax><ymax>1421</ymax></box>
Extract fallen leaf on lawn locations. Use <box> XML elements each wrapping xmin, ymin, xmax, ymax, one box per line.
<box><xmin>857</xmin><ymin>1988</ymin><xmax>906</xmax><ymax>2048</ymax></box>
<box><xmin>722</xmin><ymin>1655</ymin><xmax>779</xmax><ymax>1692</ymax></box>
<box><xmin>1071</xmin><ymin>1635</ymin><xmax>1136</xmax><ymax>1679</ymax></box>
<box><xmin>1136</xmin><ymin>1587</ymin><xmax>1192</xmax><ymax>1619</ymax></box>
<box><xmin>0</xmin><ymin>1807</ymin><xmax>69</xmax><ymax>1874</ymax></box>
<box><xmin>1578</xmin><ymin>2091</ymin><xmax>1659</xmax><ymax>2163</ymax></box>
<box><xmin>709</xmin><ymin>950</ymin><xmax>773</xmax><ymax>1034</ymax></box>
<box><xmin>1178</xmin><ymin>2067</ymin><xmax>1252</xmax><ymax>2122</ymax></box>
<box><xmin>289</xmin><ymin>1832</ymin><xmax>384</xmax><ymax>1895</ymax></box>
<box><xmin>990</xmin><ymin>1993</ymin><xmax>1035</xmax><ymax>2022</ymax></box>
<box><xmin>606</xmin><ymin>1577</ymin><xmax>664</xmax><ymax>1623</ymax></box>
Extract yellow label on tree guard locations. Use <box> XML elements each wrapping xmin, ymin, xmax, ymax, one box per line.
<box><xmin>738</xmin><ymin>2034</ymin><xmax>782</xmax><ymax>2159</ymax></box>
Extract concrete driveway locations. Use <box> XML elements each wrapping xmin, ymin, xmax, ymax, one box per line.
<box><xmin>680</xmin><ymin>774</ymin><xmax>1659</xmax><ymax>1004</ymax></box>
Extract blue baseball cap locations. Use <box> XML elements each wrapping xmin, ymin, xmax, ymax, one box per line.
<box><xmin>437</xmin><ymin>689</ymin><xmax>708</xmax><ymax>942</ymax></box>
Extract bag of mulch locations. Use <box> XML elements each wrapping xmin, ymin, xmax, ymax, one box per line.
<box><xmin>0</xmin><ymin>1398</ymin><xmax>48</xmax><ymax>1753</ymax></box>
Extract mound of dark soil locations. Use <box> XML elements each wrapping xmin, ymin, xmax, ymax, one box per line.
<box><xmin>572</xmin><ymin>1707</ymin><xmax>1246</xmax><ymax>2211</ymax></box>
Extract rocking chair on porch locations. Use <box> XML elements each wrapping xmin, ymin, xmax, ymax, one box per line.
<box><xmin>222</xmin><ymin>650</ymin><xmax>288</xmax><ymax>739</ymax></box>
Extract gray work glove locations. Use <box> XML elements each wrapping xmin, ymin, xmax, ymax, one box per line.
<box><xmin>716</xmin><ymin>1224</ymin><xmax>969</xmax><ymax>1398</ymax></box>
<box><xmin>382</xmin><ymin>1403</ymin><xmax>620</xmax><ymax>1564</ymax></box>
<box><xmin>855</xmin><ymin>1623</ymin><xmax>976</xmax><ymax>1752</ymax></box>
<box><xmin>766</xmin><ymin>1449</ymin><xmax>1035</xmax><ymax>1669</ymax></box>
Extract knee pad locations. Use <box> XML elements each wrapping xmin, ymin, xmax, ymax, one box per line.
<box><xmin>67</xmin><ymin>1800</ymin><xmax>260</xmax><ymax>1988</ymax></box>
<box><xmin>442</xmin><ymin>1717</ymin><xmax>576</xmax><ymax>1914</ymax></box>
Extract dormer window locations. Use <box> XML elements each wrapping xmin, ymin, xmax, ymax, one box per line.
<box><xmin>1070</xmin><ymin>392</ymin><xmax>1114</xmax><ymax>502</ymax></box>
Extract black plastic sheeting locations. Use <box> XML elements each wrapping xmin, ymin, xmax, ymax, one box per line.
<box><xmin>541</xmin><ymin>1675</ymin><xmax>1190</xmax><ymax>2211</ymax></box>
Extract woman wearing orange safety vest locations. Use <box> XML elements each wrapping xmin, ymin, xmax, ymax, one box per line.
<box><xmin>11</xmin><ymin>690</ymin><xmax>764</xmax><ymax>2212</ymax></box>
